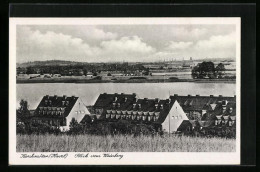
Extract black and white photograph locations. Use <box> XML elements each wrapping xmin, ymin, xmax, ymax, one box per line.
<box><xmin>9</xmin><ymin>17</ymin><xmax>241</xmax><ymax>165</ymax></box>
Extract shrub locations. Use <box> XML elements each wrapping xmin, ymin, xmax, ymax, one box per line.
<box><xmin>18</xmin><ymin>121</ymin><xmax>61</xmax><ymax>135</ymax></box>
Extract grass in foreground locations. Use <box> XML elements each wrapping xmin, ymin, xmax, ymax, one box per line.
<box><xmin>17</xmin><ymin>134</ymin><xmax>236</xmax><ymax>152</ymax></box>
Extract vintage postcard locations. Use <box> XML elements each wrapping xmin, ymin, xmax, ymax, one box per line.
<box><xmin>9</xmin><ymin>17</ymin><xmax>241</xmax><ymax>165</ymax></box>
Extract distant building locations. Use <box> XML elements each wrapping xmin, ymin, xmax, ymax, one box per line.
<box><xmin>32</xmin><ymin>95</ymin><xmax>90</xmax><ymax>131</ymax></box>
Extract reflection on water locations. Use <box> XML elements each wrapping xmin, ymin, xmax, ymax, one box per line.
<box><xmin>17</xmin><ymin>83</ymin><xmax>236</xmax><ymax>109</ymax></box>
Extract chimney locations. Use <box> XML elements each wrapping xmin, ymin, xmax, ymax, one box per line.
<box><xmin>188</xmin><ymin>94</ymin><xmax>191</xmax><ymax>97</ymax></box>
<box><xmin>121</xmin><ymin>93</ymin><xmax>124</xmax><ymax>95</ymax></box>
<box><xmin>72</xmin><ymin>95</ymin><xmax>75</xmax><ymax>99</ymax></box>
<box><xmin>144</xmin><ymin>98</ymin><xmax>148</xmax><ymax>102</ymax></box>
<box><xmin>103</xmin><ymin>92</ymin><xmax>107</xmax><ymax>95</ymax></box>
<box><xmin>63</xmin><ymin>95</ymin><xmax>67</xmax><ymax>100</ymax></box>
<box><xmin>54</xmin><ymin>95</ymin><xmax>57</xmax><ymax>99</ymax></box>
<box><xmin>155</xmin><ymin>98</ymin><xmax>159</xmax><ymax>103</ymax></box>
<box><xmin>132</xmin><ymin>93</ymin><xmax>136</xmax><ymax>96</ymax></box>
<box><xmin>210</xmin><ymin>95</ymin><xmax>214</xmax><ymax>97</ymax></box>
<box><xmin>219</xmin><ymin>95</ymin><xmax>223</xmax><ymax>97</ymax></box>
<box><xmin>196</xmin><ymin>94</ymin><xmax>200</xmax><ymax>97</ymax></box>
<box><xmin>174</xmin><ymin>94</ymin><xmax>178</xmax><ymax>97</ymax></box>
<box><xmin>46</xmin><ymin>95</ymin><xmax>49</xmax><ymax>99</ymax></box>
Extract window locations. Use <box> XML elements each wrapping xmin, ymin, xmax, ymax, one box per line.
<box><xmin>215</xmin><ymin>120</ymin><xmax>218</xmax><ymax>125</ymax></box>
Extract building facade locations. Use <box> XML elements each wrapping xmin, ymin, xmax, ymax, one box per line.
<box><xmin>92</xmin><ymin>93</ymin><xmax>236</xmax><ymax>133</ymax></box>
<box><xmin>32</xmin><ymin>95</ymin><xmax>90</xmax><ymax>131</ymax></box>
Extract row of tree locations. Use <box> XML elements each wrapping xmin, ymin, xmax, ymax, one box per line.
<box><xmin>17</xmin><ymin>63</ymin><xmax>147</xmax><ymax>76</ymax></box>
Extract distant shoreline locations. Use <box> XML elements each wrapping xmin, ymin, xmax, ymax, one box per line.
<box><xmin>16</xmin><ymin>78</ymin><xmax>236</xmax><ymax>84</ymax></box>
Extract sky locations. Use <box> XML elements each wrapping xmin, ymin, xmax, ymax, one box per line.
<box><xmin>16</xmin><ymin>24</ymin><xmax>236</xmax><ymax>63</ymax></box>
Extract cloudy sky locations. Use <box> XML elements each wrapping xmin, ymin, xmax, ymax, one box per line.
<box><xmin>16</xmin><ymin>24</ymin><xmax>236</xmax><ymax>63</ymax></box>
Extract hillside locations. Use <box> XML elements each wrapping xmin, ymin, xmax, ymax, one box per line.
<box><xmin>17</xmin><ymin>60</ymin><xmax>89</xmax><ymax>68</ymax></box>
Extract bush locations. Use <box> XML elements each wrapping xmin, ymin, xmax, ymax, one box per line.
<box><xmin>17</xmin><ymin>121</ymin><xmax>61</xmax><ymax>135</ymax></box>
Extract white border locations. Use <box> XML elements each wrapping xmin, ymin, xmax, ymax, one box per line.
<box><xmin>9</xmin><ymin>17</ymin><xmax>241</xmax><ymax>165</ymax></box>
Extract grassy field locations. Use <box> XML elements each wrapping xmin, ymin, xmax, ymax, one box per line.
<box><xmin>17</xmin><ymin>134</ymin><xmax>236</xmax><ymax>152</ymax></box>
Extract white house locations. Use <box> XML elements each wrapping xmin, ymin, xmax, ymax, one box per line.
<box><xmin>32</xmin><ymin>95</ymin><xmax>90</xmax><ymax>131</ymax></box>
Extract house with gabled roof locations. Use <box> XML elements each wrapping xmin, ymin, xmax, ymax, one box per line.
<box><xmin>92</xmin><ymin>93</ymin><xmax>236</xmax><ymax>133</ymax></box>
<box><xmin>92</xmin><ymin>93</ymin><xmax>137</xmax><ymax>117</ymax></box>
<box><xmin>32</xmin><ymin>95</ymin><xmax>90</xmax><ymax>131</ymax></box>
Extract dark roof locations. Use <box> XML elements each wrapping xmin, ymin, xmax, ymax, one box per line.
<box><xmin>177</xmin><ymin>120</ymin><xmax>192</xmax><ymax>131</ymax></box>
<box><xmin>93</xmin><ymin>93</ymin><xmax>236</xmax><ymax>124</ymax></box>
<box><xmin>211</xmin><ymin>101</ymin><xmax>236</xmax><ymax>116</ymax></box>
<box><xmin>170</xmin><ymin>95</ymin><xmax>236</xmax><ymax>111</ymax></box>
<box><xmin>93</xmin><ymin>93</ymin><xmax>137</xmax><ymax>110</ymax></box>
<box><xmin>34</xmin><ymin>95</ymin><xmax>78</xmax><ymax>117</ymax></box>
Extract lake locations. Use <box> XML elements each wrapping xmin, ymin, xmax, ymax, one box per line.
<box><xmin>16</xmin><ymin>82</ymin><xmax>236</xmax><ymax>109</ymax></box>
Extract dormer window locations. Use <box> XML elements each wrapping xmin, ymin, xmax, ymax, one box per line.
<box><xmin>117</xmin><ymin>103</ymin><xmax>121</xmax><ymax>108</ymax></box>
<box><xmin>113</xmin><ymin>102</ymin><xmax>116</xmax><ymax>108</ymax></box>
<box><xmin>160</xmin><ymin>104</ymin><xmax>163</xmax><ymax>109</ymax></box>
<box><xmin>133</xmin><ymin>104</ymin><xmax>136</xmax><ymax>108</ymax></box>
<box><xmin>124</xmin><ymin>97</ymin><xmax>127</xmax><ymax>102</ymax></box>
<box><xmin>138</xmin><ymin>104</ymin><xmax>141</xmax><ymax>109</ymax></box>
<box><xmin>49</xmin><ymin>100</ymin><xmax>52</xmax><ymax>105</ymax></box>
<box><xmin>215</xmin><ymin>120</ymin><xmax>218</xmax><ymax>126</ymax></box>
<box><xmin>222</xmin><ymin>106</ymin><xmax>226</xmax><ymax>113</ymax></box>
<box><xmin>45</xmin><ymin>100</ymin><xmax>48</xmax><ymax>105</ymax></box>
<box><xmin>229</xmin><ymin>107</ymin><xmax>233</xmax><ymax>113</ymax></box>
<box><xmin>66</xmin><ymin>101</ymin><xmax>69</xmax><ymax>106</ymax></box>
<box><xmin>155</xmin><ymin>104</ymin><xmax>158</xmax><ymax>109</ymax></box>
<box><xmin>62</xmin><ymin>101</ymin><xmax>65</xmax><ymax>106</ymax></box>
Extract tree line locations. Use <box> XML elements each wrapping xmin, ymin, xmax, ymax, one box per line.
<box><xmin>191</xmin><ymin>61</ymin><xmax>227</xmax><ymax>79</ymax></box>
<box><xmin>17</xmin><ymin>63</ymin><xmax>147</xmax><ymax>76</ymax></box>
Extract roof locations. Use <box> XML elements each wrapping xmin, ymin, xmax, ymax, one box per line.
<box><xmin>177</xmin><ymin>120</ymin><xmax>192</xmax><ymax>131</ymax></box>
<box><xmin>93</xmin><ymin>93</ymin><xmax>137</xmax><ymax>110</ymax></box>
<box><xmin>170</xmin><ymin>95</ymin><xmax>236</xmax><ymax>112</ymax></box>
<box><xmin>93</xmin><ymin>93</ymin><xmax>236</xmax><ymax>125</ymax></box>
<box><xmin>211</xmin><ymin>101</ymin><xmax>236</xmax><ymax>116</ymax></box>
<box><xmin>99</xmin><ymin>96</ymin><xmax>173</xmax><ymax>124</ymax></box>
<box><xmin>34</xmin><ymin>95</ymin><xmax>78</xmax><ymax>118</ymax></box>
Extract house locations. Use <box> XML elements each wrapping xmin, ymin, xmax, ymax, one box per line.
<box><xmin>176</xmin><ymin>95</ymin><xmax>236</xmax><ymax>133</ymax></box>
<box><xmin>32</xmin><ymin>95</ymin><xmax>90</xmax><ymax>131</ymax></box>
<box><xmin>92</xmin><ymin>93</ymin><xmax>137</xmax><ymax>117</ymax></box>
<box><xmin>92</xmin><ymin>93</ymin><xmax>236</xmax><ymax>134</ymax></box>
